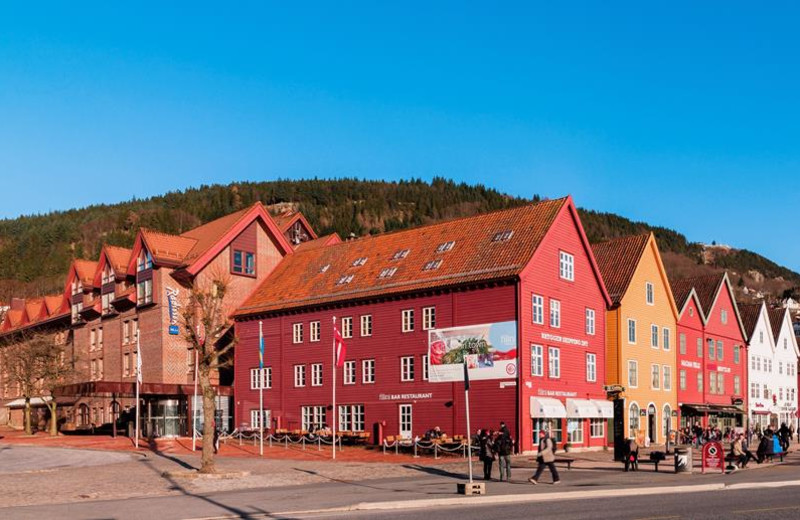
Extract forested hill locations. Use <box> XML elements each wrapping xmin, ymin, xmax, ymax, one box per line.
<box><xmin>1</xmin><ymin>178</ymin><xmax>797</xmax><ymax>301</ymax></box>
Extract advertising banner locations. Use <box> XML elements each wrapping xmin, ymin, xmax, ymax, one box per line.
<box><xmin>428</xmin><ymin>321</ymin><xmax>517</xmax><ymax>382</ymax></box>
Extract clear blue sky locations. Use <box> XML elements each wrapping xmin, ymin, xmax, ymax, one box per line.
<box><xmin>1</xmin><ymin>3</ymin><xmax>798</xmax><ymax>269</ymax></box>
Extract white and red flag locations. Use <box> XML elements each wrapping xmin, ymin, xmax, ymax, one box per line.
<box><xmin>334</xmin><ymin>325</ymin><xmax>347</xmax><ymax>368</ymax></box>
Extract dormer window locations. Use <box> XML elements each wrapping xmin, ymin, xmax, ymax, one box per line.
<box><xmin>232</xmin><ymin>249</ymin><xmax>255</xmax><ymax>276</ymax></box>
<box><xmin>378</xmin><ymin>267</ymin><xmax>397</xmax><ymax>279</ymax></box>
<box><xmin>423</xmin><ymin>259</ymin><xmax>442</xmax><ymax>271</ymax></box>
<box><xmin>320</xmin><ymin>264</ymin><xmax>330</xmax><ymax>273</ymax></box>
<box><xmin>491</xmin><ymin>230</ymin><xmax>514</xmax><ymax>242</ymax></box>
<box><xmin>336</xmin><ymin>274</ymin><xmax>354</xmax><ymax>285</ymax></box>
<box><xmin>392</xmin><ymin>249</ymin><xmax>410</xmax><ymax>260</ymax></box>
<box><xmin>137</xmin><ymin>250</ymin><xmax>153</xmax><ymax>272</ymax></box>
<box><xmin>352</xmin><ymin>257</ymin><xmax>368</xmax><ymax>267</ymax></box>
<box><xmin>436</xmin><ymin>241</ymin><xmax>455</xmax><ymax>253</ymax></box>
<box><xmin>71</xmin><ymin>279</ymin><xmax>83</xmax><ymax>296</ymax></box>
<box><xmin>101</xmin><ymin>265</ymin><xmax>115</xmax><ymax>285</ymax></box>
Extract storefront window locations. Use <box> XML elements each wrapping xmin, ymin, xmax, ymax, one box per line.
<box><xmin>629</xmin><ymin>403</ymin><xmax>640</xmax><ymax>438</ymax></box>
<box><xmin>533</xmin><ymin>418</ymin><xmax>563</xmax><ymax>445</ymax></box>
<box><xmin>567</xmin><ymin>419</ymin><xmax>584</xmax><ymax>444</ymax></box>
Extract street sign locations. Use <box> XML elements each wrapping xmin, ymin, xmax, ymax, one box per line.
<box><xmin>701</xmin><ymin>441</ymin><xmax>724</xmax><ymax>474</ymax></box>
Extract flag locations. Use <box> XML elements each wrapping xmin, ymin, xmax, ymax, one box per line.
<box><xmin>463</xmin><ymin>362</ymin><xmax>470</xmax><ymax>391</ymax></box>
<box><xmin>259</xmin><ymin>327</ymin><xmax>265</xmax><ymax>370</ymax></box>
<box><xmin>136</xmin><ymin>332</ymin><xmax>143</xmax><ymax>384</ymax></box>
<box><xmin>334</xmin><ymin>325</ymin><xmax>346</xmax><ymax>368</ymax></box>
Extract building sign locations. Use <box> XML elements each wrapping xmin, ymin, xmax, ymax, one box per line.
<box><xmin>702</xmin><ymin>441</ymin><xmax>724</xmax><ymax>474</ymax></box>
<box><xmin>540</xmin><ymin>332</ymin><xmax>589</xmax><ymax>347</ymax></box>
<box><xmin>681</xmin><ymin>360</ymin><xmax>701</xmax><ymax>369</ymax></box>
<box><xmin>428</xmin><ymin>321</ymin><xmax>517</xmax><ymax>382</ymax></box>
<box><xmin>166</xmin><ymin>287</ymin><xmax>181</xmax><ymax>335</ymax></box>
<box><xmin>716</xmin><ymin>366</ymin><xmax>731</xmax><ymax>373</ymax></box>
<box><xmin>378</xmin><ymin>393</ymin><xmax>433</xmax><ymax>401</ymax></box>
<box><xmin>537</xmin><ymin>389</ymin><xmax>577</xmax><ymax>398</ymax></box>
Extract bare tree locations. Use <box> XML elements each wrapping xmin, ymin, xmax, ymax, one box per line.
<box><xmin>0</xmin><ymin>329</ymin><xmax>73</xmax><ymax>435</ymax></box>
<box><xmin>181</xmin><ymin>274</ymin><xmax>236</xmax><ymax>474</ymax></box>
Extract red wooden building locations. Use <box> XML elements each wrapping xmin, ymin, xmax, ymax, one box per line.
<box><xmin>233</xmin><ymin>196</ymin><xmax>612</xmax><ymax>453</ymax></box>
<box><xmin>670</xmin><ymin>273</ymin><xmax>748</xmax><ymax>430</ymax></box>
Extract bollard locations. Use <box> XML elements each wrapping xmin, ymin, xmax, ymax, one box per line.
<box><xmin>239</xmin><ymin>434</ymin><xmax>242</xmax><ymax>446</ymax></box>
<box><xmin>285</xmin><ymin>436</ymin><xmax>288</xmax><ymax>449</ymax></box>
<box><xmin>414</xmin><ymin>442</ymin><xmax>418</xmax><ymax>458</ymax></box>
<box><xmin>395</xmin><ymin>441</ymin><xmax>399</xmax><ymax>455</ymax></box>
<box><xmin>383</xmin><ymin>441</ymin><xmax>386</xmax><ymax>455</ymax></box>
<box><xmin>269</xmin><ymin>434</ymin><xmax>272</xmax><ymax>448</ymax></box>
<box><xmin>318</xmin><ymin>436</ymin><xmax>321</xmax><ymax>451</ymax></box>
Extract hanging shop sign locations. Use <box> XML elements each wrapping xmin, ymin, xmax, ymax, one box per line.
<box><xmin>166</xmin><ymin>287</ymin><xmax>181</xmax><ymax>335</ymax></box>
<box><xmin>428</xmin><ymin>321</ymin><xmax>517</xmax><ymax>382</ymax></box>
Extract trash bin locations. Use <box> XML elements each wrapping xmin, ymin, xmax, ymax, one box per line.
<box><xmin>674</xmin><ymin>447</ymin><xmax>692</xmax><ymax>473</ymax></box>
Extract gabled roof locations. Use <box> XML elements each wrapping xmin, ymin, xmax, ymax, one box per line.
<box><xmin>737</xmin><ymin>302</ymin><xmax>764</xmax><ymax>341</ymax></box>
<box><xmin>44</xmin><ymin>295</ymin><xmax>67</xmax><ymax>316</ymax></box>
<box><xmin>236</xmin><ymin>197</ymin><xmax>608</xmax><ymax>317</ymax></box>
<box><xmin>669</xmin><ymin>273</ymin><xmax>726</xmax><ymax>319</ymax></box>
<box><xmin>293</xmin><ymin>233</ymin><xmax>342</xmax><ymax>252</ymax></box>
<box><xmin>140</xmin><ymin>229</ymin><xmax>198</xmax><ymax>266</ymax></box>
<box><xmin>767</xmin><ymin>307</ymin><xmax>787</xmax><ymax>343</ymax></box>
<box><xmin>272</xmin><ymin>211</ymin><xmax>318</xmax><ymax>240</ymax></box>
<box><xmin>105</xmin><ymin>245</ymin><xmax>133</xmax><ymax>275</ymax></box>
<box><xmin>180</xmin><ymin>206</ymin><xmax>252</xmax><ymax>263</ymax></box>
<box><xmin>669</xmin><ymin>278</ymin><xmax>696</xmax><ymax>314</ymax></box>
<box><xmin>1</xmin><ymin>309</ymin><xmax>24</xmax><ymax>331</ymax></box>
<box><xmin>24</xmin><ymin>299</ymin><xmax>45</xmax><ymax>323</ymax></box>
<box><xmin>591</xmin><ymin>234</ymin><xmax>650</xmax><ymax>305</ymax></box>
<box><xmin>74</xmin><ymin>260</ymin><xmax>98</xmax><ymax>287</ymax></box>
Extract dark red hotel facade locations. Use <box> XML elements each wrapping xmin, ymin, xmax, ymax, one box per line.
<box><xmin>233</xmin><ymin>197</ymin><xmax>612</xmax><ymax>453</ymax></box>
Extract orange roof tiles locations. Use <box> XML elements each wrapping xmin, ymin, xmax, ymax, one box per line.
<box><xmin>74</xmin><ymin>260</ymin><xmax>98</xmax><ymax>286</ymax></box>
<box><xmin>236</xmin><ymin>198</ymin><xmax>568</xmax><ymax>317</ymax></box>
<box><xmin>591</xmin><ymin>234</ymin><xmax>650</xmax><ymax>305</ymax></box>
<box><xmin>44</xmin><ymin>295</ymin><xmax>65</xmax><ymax>315</ymax></box>
<box><xmin>180</xmin><ymin>206</ymin><xmax>252</xmax><ymax>263</ymax></box>
<box><xmin>293</xmin><ymin>233</ymin><xmax>341</xmax><ymax>252</ymax></box>
<box><xmin>140</xmin><ymin>228</ymin><xmax>197</xmax><ymax>265</ymax></box>
<box><xmin>105</xmin><ymin>245</ymin><xmax>133</xmax><ymax>275</ymax></box>
<box><xmin>272</xmin><ymin>211</ymin><xmax>297</xmax><ymax>230</ymax></box>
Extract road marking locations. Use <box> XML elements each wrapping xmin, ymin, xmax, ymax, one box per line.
<box><xmin>633</xmin><ymin>516</ymin><xmax>680</xmax><ymax>520</ymax></box>
<box><xmin>733</xmin><ymin>505</ymin><xmax>800</xmax><ymax>514</ymax></box>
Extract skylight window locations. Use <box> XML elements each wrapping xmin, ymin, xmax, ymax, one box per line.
<box><xmin>352</xmin><ymin>257</ymin><xmax>368</xmax><ymax>267</ymax></box>
<box><xmin>378</xmin><ymin>267</ymin><xmax>398</xmax><ymax>279</ymax></box>
<box><xmin>491</xmin><ymin>230</ymin><xmax>514</xmax><ymax>242</ymax></box>
<box><xmin>436</xmin><ymin>241</ymin><xmax>456</xmax><ymax>253</ymax></box>
<box><xmin>422</xmin><ymin>259</ymin><xmax>443</xmax><ymax>271</ymax></box>
<box><xmin>392</xmin><ymin>249</ymin><xmax>410</xmax><ymax>260</ymax></box>
<box><xmin>336</xmin><ymin>274</ymin><xmax>355</xmax><ymax>285</ymax></box>
<box><xmin>320</xmin><ymin>264</ymin><xmax>330</xmax><ymax>273</ymax></box>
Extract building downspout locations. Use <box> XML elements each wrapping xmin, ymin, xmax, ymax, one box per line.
<box><xmin>516</xmin><ymin>279</ymin><xmax>524</xmax><ymax>453</ymax></box>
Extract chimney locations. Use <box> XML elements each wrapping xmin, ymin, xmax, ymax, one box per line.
<box><xmin>10</xmin><ymin>298</ymin><xmax>25</xmax><ymax>311</ymax></box>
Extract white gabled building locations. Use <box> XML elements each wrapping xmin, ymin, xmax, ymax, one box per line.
<box><xmin>740</xmin><ymin>302</ymin><xmax>776</xmax><ymax>430</ymax></box>
<box><xmin>768</xmin><ymin>307</ymin><xmax>800</xmax><ymax>430</ymax></box>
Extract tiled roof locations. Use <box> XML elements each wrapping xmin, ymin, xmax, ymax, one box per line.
<box><xmin>74</xmin><ymin>260</ymin><xmax>98</xmax><ymax>286</ymax></box>
<box><xmin>180</xmin><ymin>206</ymin><xmax>252</xmax><ymax>263</ymax></box>
<box><xmin>236</xmin><ymin>198</ymin><xmax>570</xmax><ymax>317</ymax></box>
<box><xmin>44</xmin><ymin>295</ymin><xmax>65</xmax><ymax>315</ymax></box>
<box><xmin>140</xmin><ymin>228</ymin><xmax>197</xmax><ymax>266</ymax></box>
<box><xmin>24</xmin><ymin>299</ymin><xmax>44</xmax><ymax>322</ymax></box>
<box><xmin>293</xmin><ymin>233</ymin><xmax>341</xmax><ymax>252</ymax></box>
<box><xmin>105</xmin><ymin>245</ymin><xmax>133</xmax><ymax>275</ymax></box>
<box><xmin>670</xmin><ymin>273</ymin><xmax>724</xmax><ymax>317</ymax></box>
<box><xmin>767</xmin><ymin>307</ymin><xmax>786</xmax><ymax>342</ymax></box>
<box><xmin>669</xmin><ymin>278</ymin><xmax>696</xmax><ymax>312</ymax></box>
<box><xmin>272</xmin><ymin>211</ymin><xmax>297</xmax><ymax>230</ymax></box>
<box><xmin>591</xmin><ymin>234</ymin><xmax>650</xmax><ymax>305</ymax></box>
<box><xmin>4</xmin><ymin>309</ymin><xmax>24</xmax><ymax>328</ymax></box>
<box><xmin>737</xmin><ymin>302</ymin><xmax>763</xmax><ymax>340</ymax></box>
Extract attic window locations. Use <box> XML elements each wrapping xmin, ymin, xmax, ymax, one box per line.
<box><xmin>491</xmin><ymin>230</ymin><xmax>514</xmax><ymax>242</ymax></box>
<box><xmin>352</xmin><ymin>257</ymin><xmax>368</xmax><ymax>267</ymax></box>
<box><xmin>101</xmin><ymin>265</ymin><xmax>115</xmax><ymax>284</ymax></box>
<box><xmin>436</xmin><ymin>241</ymin><xmax>456</xmax><ymax>253</ymax></box>
<box><xmin>392</xmin><ymin>249</ymin><xmax>410</xmax><ymax>260</ymax></box>
<box><xmin>422</xmin><ymin>259</ymin><xmax>442</xmax><ymax>271</ymax></box>
<box><xmin>336</xmin><ymin>274</ymin><xmax>355</xmax><ymax>285</ymax></box>
<box><xmin>320</xmin><ymin>264</ymin><xmax>330</xmax><ymax>273</ymax></box>
<box><xmin>378</xmin><ymin>267</ymin><xmax>397</xmax><ymax>279</ymax></box>
<box><xmin>137</xmin><ymin>250</ymin><xmax>153</xmax><ymax>272</ymax></box>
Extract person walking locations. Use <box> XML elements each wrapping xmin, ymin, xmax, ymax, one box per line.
<box><xmin>529</xmin><ymin>430</ymin><xmax>560</xmax><ymax>485</ymax></box>
<box><xmin>478</xmin><ymin>429</ymin><xmax>495</xmax><ymax>481</ymax></box>
<box><xmin>623</xmin><ymin>437</ymin><xmax>639</xmax><ymax>472</ymax></box>
<box><xmin>778</xmin><ymin>422</ymin><xmax>790</xmax><ymax>452</ymax></box>
<box><xmin>495</xmin><ymin>430</ymin><xmax>513</xmax><ymax>482</ymax></box>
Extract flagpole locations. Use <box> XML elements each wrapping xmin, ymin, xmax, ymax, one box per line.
<box><xmin>192</xmin><ymin>325</ymin><xmax>199</xmax><ymax>452</ymax></box>
<box><xmin>464</xmin><ymin>362</ymin><xmax>473</xmax><ymax>483</ymax></box>
<box><xmin>332</xmin><ymin>316</ymin><xmax>337</xmax><ymax>461</ymax></box>
<box><xmin>135</xmin><ymin>330</ymin><xmax>141</xmax><ymax>450</ymax></box>
<box><xmin>259</xmin><ymin>321</ymin><xmax>264</xmax><ymax>457</ymax></box>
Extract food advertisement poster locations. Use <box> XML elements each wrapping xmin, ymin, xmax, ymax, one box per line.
<box><xmin>428</xmin><ymin>321</ymin><xmax>518</xmax><ymax>382</ymax></box>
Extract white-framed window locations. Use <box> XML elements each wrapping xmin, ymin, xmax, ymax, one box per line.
<box><xmin>718</xmin><ymin>373</ymin><xmax>725</xmax><ymax>394</ymax></box>
<box><xmin>301</xmin><ymin>406</ymin><xmax>326</xmax><ymax>431</ymax></box>
<box><xmin>734</xmin><ymin>346</ymin><xmax>740</xmax><ymax>364</ymax></box>
<box><xmin>436</xmin><ymin>241</ymin><xmax>456</xmax><ymax>253</ymax></box>
<box><xmin>422</xmin><ymin>354</ymin><xmax>429</xmax><ymax>381</ymax></box>
<box><xmin>780</xmin><ymin>361</ymin><xmax>784</xmax><ymax>375</ymax></box>
<box><xmin>310</xmin><ymin>321</ymin><xmax>320</xmax><ymax>342</ymax></box>
<box><xmin>344</xmin><ymin>360</ymin><xmax>356</xmax><ymax>385</ymax></box>
<box><xmin>696</xmin><ymin>337</ymin><xmax>702</xmax><ymax>358</ymax></box>
<box><xmin>550</xmin><ymin>299</ymin><xmax>561</xmax><ymax>328</ymax></box>
<box><xmin>679</xmin><ymin>333</ymin><xmax>686</xmax><ymax>355</ymax></box>
<box><xmin>339</xmin><ymin>404</ymin><xmax>365</xmax><ymax>432</ymax></box>
<box><xmin>628</xmin><ymin>360</ymin><xmax>638</xmax><ymax>388</ymax></box>
<box><xmin>590</xmin><ymin>418</ymin><xmax>605</xmax><ymax>438</ymax></box>
<box><xmin>294</xmin><ymin>364</ymin><xmax>306</xmax><ymax>387</ymax></box>
<box><xmin>422</xmin><ymin>307</ymin><xmax>436</xmax><ymax>330</ymax></box>
<box><xmin>137</xmin><ymin>249</ymin><xmax>153</xmax><ymax>272</ymax></box>
<box><xmin>293</xmin><ymin>323</ymin><xmax>303</xmax><ymax>344</ymax></box>
<box><xmin>341</xmin><ymin>317</ymin><xmax>353</xmax><ymax>338</ymax></box>
<box><xmin>548</xmin><ymin>347</ymin><xmax>560</xmax><ymax>378</ymax></box>
<box><xmin>651</xmin><ymin>325</ymin><xmax>659</xmax><ymax>348</ymax></box>
<box><xmin>250</xmin><ymin>409</ymin><xmax>270</xmax><ymax>429</ymax></box>
<box><xmin>628</xmin><ymin>319</ymin><xmax>636</xmax><ymax>344</ymax></box>
<box><xmin>559</xmin><ymin>251</ymin><xmax>574</xmax><ymax>281</ymax></box>
<box><xmin>532</xmin><ymin>295</ymin><xmax>544</xmax><ymax>324</ymax></box>
<box><xmin>759</xmin><ymin>331</ymin><xmax>764</xmax><ymax>343</ymax></box>
<box><xmin>250</xmin><ymin>367</ymin><xmax>272</xmax><ymax>389</ymax></box>
<box><xmin>663</xmin><ymin>365</ymin><xmax>671</xmax><ymax>391</ymax></box>
<box><xmin>679</xmin><ymin>369</ymin><xmax>686</xmax><ymax>390</ymax></box>
<box><xmin>362</xmin><ymin>359</ymin><xmax>375</xmax><ymax>384</ymax></box>
<box><xmin>629</xmin><ymin>403</ymin><xmax>640</xmax><ymax>438</ymax></box>
<box><xmin>123</xmin><ymin>352</ymin><xmax>131</xmax><ymax>377</ymax></box>
<box><xmin>586</xmin><ymin>308</ymin><xmax>595</xmax><ymax>335</ymax></box>
<box><xmin>663</xmin><ymin>328</ymin><xmax>670</xmax><ymax>351</ymax></box>
<box><xmin>136</xmin><ymin>278</ymin><xmax>153</xmax><ymax>306</ymax></box>
<box><xmin>360</xmin><ymin>315</ymin><xmax>373</xmax><ymax>337</ymax></box>
<box><xmin>401</xmin><ymin>356</ymin><xmax>415</xmax><ymax>381</ymax></box>
<box><xmin>707</xmin><ymin>338</ymin><xmax>715</xmax><ymax>359</ymax></box>
<box><xmin>586</xmin><ymin>353</ymin><xmax>597</xmax><ymax>382</ymax></box>
<box><xmin>311</xmin><ymin>363</ymin><xmax>323</xmax><ymax>386</ymax></box>
<box><xmin>697</xmin><ymin>372</ymin><xmax>703</xmax><ymax>392</ymax></box>
<box><xmin>531</xmin><ymin>344</ymin><xmax>544</xmax><ymax>377</ymax></box>
<box><xmin>402</xmin><ymin>310</ymin><xmax>414</xmax><ymax>332</ymax></box>
<box><xmin>734</xmin><ymin>375</ymin><xmax>741</xmax><ymax>396</ymax></box>
<box><xmin>651</xmin><ymin>364</ymin><xmax>660</xmax><ymax>389</ymax></box>
<box><xmin>721</xmin><ymin>309</ymin><xmax>728</xmax><ymax>324</ymax></box>
<box><xmin>567</xmin><ymin>418</ymin><xmax>584</xmax><ymax>444</ymax></box>
<box><xmin>709</xmin><ymin>371</ymin><xmax>717</xmax><ymax>394</ymax></box>
<box><xmin>646</xmin><ymin>282</ymin><xmax>654</xmax><ymax>305</ymax></box>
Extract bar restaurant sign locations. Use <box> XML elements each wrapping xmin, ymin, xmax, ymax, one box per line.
<box><xmin>428</xmin><ymin>321</ymin><xmax>518</xmax><ymax>382</ymax></box>
<box><xmin>166</xmin><ymin>287</ymin><xmax>181</xmax><ymax>335</ymax></box>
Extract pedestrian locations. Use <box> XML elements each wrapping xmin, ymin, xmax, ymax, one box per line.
<box><xmin>499</xmin><ymin>421</ymin><xmax>510</xmax><ymax>438</ymax></box>
<box><xmin>731</xmin><ymin>434</ymin><xmax>755</xmax><ymax>468</ymax></box>
<box><xmin>778</xmin><ymin>422</ymin><xmax>790</xmax><ymax>452</ymax></box>
<box><xmin>529</xmin><ymin>430</ymin><xmax>560</xmax><ymax>485</ymax></box>
<box><xmin>623</xmin><ymin>437</ymin><xmax>639</xmax><ymax>472</ymax></box>
<box><xmin>757</xmin><ymin>431</ymin><xmax>771</xmax><ymax>463</ymax></box>
<box><xmin>478</xmin><ymin>429</ymin><xmax>495</xmax><ymax>481</ymax></box>
<box><xmin>495</xmin><ymin>430</ymin><xmax>513</xmax><ymax>482</ymax></box>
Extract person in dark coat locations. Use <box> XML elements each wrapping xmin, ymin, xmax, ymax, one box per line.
<box><xmin>529</xmin><ymin>430</ymin><xmax>560</xmax><ymax>484</ymax></box>
<box><xmin>778</xmin><ymin>423</ymin><xmax>791</xmax><ymax>452</ymax></box>
<box><xmin>756</xmin><ymin>432</ymin><xmax>771</xmax><ymax>463</ymax></box>
<box><xmin>623</xmin><ymin>437</ymin><xmax>639</xmax><ymax>472</ymax></box>
<box><xmin>478</xmin><ymin>429</ymin><xmax>495</xmax><ymax>480</ymax></box>
<box><xmin>495</xmin><ymin>431</ymin><xmax>513</xmax><ymax>482</ymax></box>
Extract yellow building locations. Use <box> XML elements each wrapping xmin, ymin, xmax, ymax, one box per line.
<box><xmin>592</xmin><ymin>233</ymin><xmax>679</xmax><ymax>449</ymax></box>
